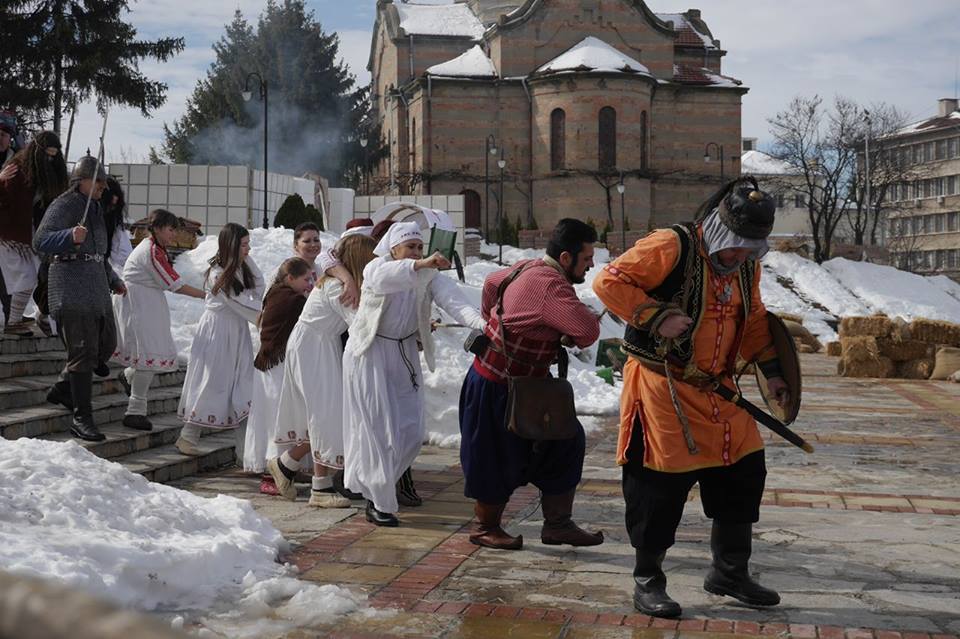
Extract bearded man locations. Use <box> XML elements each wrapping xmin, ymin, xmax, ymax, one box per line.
<box><xmin>593</xmin><ymin>178</ymin><xmax>788</xmax><ymax>618</ymax></box>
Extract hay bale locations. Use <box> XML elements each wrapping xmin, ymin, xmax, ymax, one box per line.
<box><xmin>931</xmin><ymin>346</ymin><xmax>960</xmax><ymax>380</ymax></box>
<box><xmin>826</xmin><ymin>341</ymin><xmax>842</xmax><ymax>357</ymax></box>
<box><xmin>876</xmin><ymin>338</ymin><xmax>934</xmax><ymax>362</ymax></box>
<box><xmin>838</xmin><ymin>355</ymin><xmax>896</xmax><ymax>378</ymax></box>
<box><xmin>896</xmin><ymin>358</ymin><xmax>934</xmax><ymax>380</ymax></box>
<box><xmin>909</xmin><ymin>319</ymin><xmax>960</xmax><ymax>347</ymax></box>
<box><xmin>840</xmin><ymin>336</ymin><xmax>879</xmax><ymax>362</ymax></box>
<box><xmin>890</xmin><ymin>317</ymin><xmax>912</xmax><ymax>342</ymax></box>
<box><xmin>839</xmin><ymin>316</ymin><xmax>895</xmax><ymax>338</ymax></box>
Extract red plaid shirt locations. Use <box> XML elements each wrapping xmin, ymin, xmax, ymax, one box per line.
<box><xmin>474</xmin><ymin>259</ymin><xmax>600</xmax><ymax>384</ymax></box>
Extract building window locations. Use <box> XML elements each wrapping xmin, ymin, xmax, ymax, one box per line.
<box><xmin>925</xmin><ymin>142</ymin><xmax>935</xmax><ymax>162</ymax></box>
<box><xmin>913</xmin><ymin>145</ymin><xmax>923</xmax><ymax>163</ymax></box>
<box><xmin>640</xmin><ymin>110</ymin><xmax>648</xmax><ymax>170</ymax></box>
<box><xmin>550</xmin><ymin>108</ymin><xmax>566</xmax><ymax>171</ymax></box>
<box><xmin>948</xmin><ymin>249</ymin><xmax>959</xmax><ymax>269</ymax></box>
<box><xmin>950</xmin><ymin>137</ymin><xmax>959</xmax><ymax>159</ymax></box>
<box><xmin>912</xmin><ymin>217</ymin><xmax>922</xmax><ymax>235</ymax></box>
<box><xmin>937</xmin><ymin>140</ymin><xmax>948</xmax><ymax>160</ymax></box>
<box><xmin>776</xmin><ymin>194</ymin><xmax>785</xmax><ymax>208</ymax></box>
<box><xmin>924</xmin><ymin>215</ymin><xmax>934</xmax><ymax>233</ymax></box>
<box><xmin>948</xmin><ymin>176</ymin><xmax>958</xmax><ymax>196</ymax></box>
<box><xmin>598</xmin><ymin>106</ymin><xmax>617</xmax><ymax>170</ymax></box>
<box><xmin>949</xmin><ymin>212</ymin><xmax>959</xmax><ymax>232</ymax></box>
<box><xmin>794</xmin><ymin>194</ymin><xmax>807</xmax><ymax>208</ymax></box>
<box><xmin>936</xmin><ymin>213</ymin><xmax>945</xmax><ymax>233</ymax></box>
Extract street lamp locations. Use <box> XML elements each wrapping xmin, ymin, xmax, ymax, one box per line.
<box><xmin>484</xmin><ymin>134</ymin><xmax>498</xmax><ymax>238</ymax></box>
<box><xmin>617</xmin><ymin>170</ymin><xmax>626</xmax><ymax>254</ymax></box>
<box><xmin>704</xmin><ymin>142</ymin><xmax>724</xmax><ymax>184</ymax></box>
<box><xmin>863</xmin><ymin>109</ymin><xmax>872</xmax><ymax>243</ymax></box>
<box><xmin>242</xmin><ymin>71</ymin><xmax>269</xmax><ymax>229</ymax></box>
<box><xmin>497</xmin><ymin>150</ymin><xmax>506</xmax><ymax>265</ymax></box>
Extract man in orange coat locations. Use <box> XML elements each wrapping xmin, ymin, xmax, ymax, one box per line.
<box><xmin>593</xmin><ymin>178</ymin><xmax>788</xmax><ymax>618</ymax></box>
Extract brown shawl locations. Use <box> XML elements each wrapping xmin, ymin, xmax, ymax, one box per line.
<box><xmin>0</xmin><ymin>166</ymin><xmax>35</xmax><ymax>247</ymax></box>
<box><xmin>254</xmin><ymin>284</ymin><xmax>307</xmax><ymax>371</ymax></box>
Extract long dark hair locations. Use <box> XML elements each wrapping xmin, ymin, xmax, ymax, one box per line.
<box><xmin>101</xmin><ymin>177</ymin><xmax>127</xmax><ymax>260</ymax></box>
<box><xmin>12</xmin><ymin>131</ymin><xmax>68</xmax><ymax>208</ymax></box>
<box><xmin>207</xmin><ymin>223</ymin><xmax>256</xmax><ymax>297</ymax></box>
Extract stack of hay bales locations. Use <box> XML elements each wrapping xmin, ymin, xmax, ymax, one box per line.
<box><xmin>837</xmin><ymin>315</ymin><xmax>960</xmax><ymax>380</ymax></box>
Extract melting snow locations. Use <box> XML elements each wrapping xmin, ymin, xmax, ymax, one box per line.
<box><xmin>742</xmin><ymin>150</ymin><xmax>799</xmax><ymax>176</ymax></box>
<box><xmin>427</xmin><ymin>45</ymin><xmax>497</xmax><ymax>77</ymax></box>
<box><xmin>537</xmin><ymin>36</ymin><xmax>650</xmax><ymax>76</ymax></box>
<box><xmin>395</xmin><ymin>2</ymin><xmax>485</xmax><ymax>39</ymax></box>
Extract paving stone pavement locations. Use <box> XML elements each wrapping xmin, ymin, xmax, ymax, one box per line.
<box><xmin>173</xmin><ymin>354</ymin><xmax>960</xmax><ymax>638</ymax></box>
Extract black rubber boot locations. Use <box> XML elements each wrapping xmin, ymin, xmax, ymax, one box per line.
<box><xmin>365</xmin><ymin>500</ymin><xmax>399</xmax><ymax>527</ymax></box>
<box><xmin>396</xmin><ymin>467</ymin><xmax>422</xmax><ymax>507</ymax></box>
<box><xmin>68</xmin><ymin>371</ymin><xmax>105</xmax><ymax>442</ymax></box>
<box><xmin>46</xmin><ymin>378</ymin><xmax>73</xmax><ymax>411</ymax></box>
<box><xmin>703</xmin><ymin>521</ymin><xmax>780</xmax><ymax>606</ymax></box>
<box><xmin>633</xmin><ymin>549</ymin><xmax>682</xmax><ymax>618</ymax></box>
<box><xmin>332</xmin><ymin>469</ymin><xmax>364</xmax><ymax>500</ymax></box>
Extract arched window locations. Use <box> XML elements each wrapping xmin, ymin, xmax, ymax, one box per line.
<box><xmin>550</xmin><ymin>108</ymin><xmax>566</xmax><ymax>170</ymax></box>
<box><xmin>599</xmin><ymin>106</ymin><xmax>617</xmax><ymax>170</ymax></box>
<box><xmin>640</xmin><ymin>110</ymin><xmax>648</xmax><ymax>170</ymax></box>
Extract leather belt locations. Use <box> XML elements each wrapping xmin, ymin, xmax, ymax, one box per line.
<box><xmin>53</xmin><ymin>253</ymin><xmax>103</xmax><ymax>263</ymax></box>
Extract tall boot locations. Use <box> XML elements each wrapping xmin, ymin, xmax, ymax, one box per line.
<box><xmin>633</xmin><ymin>549</ymin><xmax>682</xmax><ymax>618</ymax></box>
<box><xmin>68</xmin><ymin>371</ymin><xmax>105</xmax><ymax>442</ymax></box>
<box><xmin>46</xmin><ymin>378</ymin><xmax>73</xmax><ymax>411</ymax></box>
<box><xmin>703</xmin><ymin>521</ymin><xmax>780</xmax><ymax>606</ymax></box>
<box><xmin>540</xmin><ymin>489</ymin><xmax>604</xmax><ymax>546</ymax></box>
<box><xmin>469</xmin><ymin>502</ymin><xmax>523</xmax><ymax>550</ymax></box>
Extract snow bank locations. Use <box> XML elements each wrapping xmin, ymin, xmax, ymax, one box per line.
<box><xmin>822</xmin><ymin>258</ymin><xmax>960</xmax><ymax>322</ymax></box>
<box><xmin>0</xmin><ymin>438</ymin><xmax>364</xmax><ymax>629</ymax></box>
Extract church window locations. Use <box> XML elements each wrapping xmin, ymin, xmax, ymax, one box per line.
<box><xmin>640</xmin><ymin>110</ymin><xmax>648</xmax><ymax>170</ymax></box>
<box><xmin>599</xmin><ymin>107</ymin><xmax>617</xmax><ymax>170</ymax></box>
<box><xmin>551</xmin><ymin>108</ymin><xmax>566</xmax><ymax>170</ymax></box>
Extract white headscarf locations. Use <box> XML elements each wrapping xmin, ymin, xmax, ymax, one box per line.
<box><xmin>373</xmin><ymin>221</ymin><xmax>423</xmax><ymax>258</ymax></box>
<box><xmin>340</xmin><ymin>225</ymin><xmax>374</xmax><ymax>240</ymax></box>
<box><xmin>700</xmin><ymin>209</ymin><xmax>769</xmax><ymax>275</ymax></box>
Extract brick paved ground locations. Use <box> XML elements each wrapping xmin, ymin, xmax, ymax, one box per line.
<box><xmin>173</xmin><ymin>354</ymin><xmax>960</xmax><ymax>638</ymax></box>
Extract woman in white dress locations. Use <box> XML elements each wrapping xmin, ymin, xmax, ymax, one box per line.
<box><xmin>342</xmin><ymin>222</ymin><xmax>484</xmax><ymax>526</ymax></box>
<box><xmin>267</xmin><ymin>232</ymin><xmax>376</xmax><ymax>507</ymax></box>
<box><xmin>176</xmin><ymin>223</ymin><xmax>264</xmax><ymax>457</ymax></box>
<box><xmin>113</xmin><ymin>209</ymin><xmax>204</xmax><ymax>430</ymax></box>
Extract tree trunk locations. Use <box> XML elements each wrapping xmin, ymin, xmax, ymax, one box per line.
<box><xmin>52</xmin><ymin>0</ymin><xmax>65</xmax><ymax>135</ymax></box>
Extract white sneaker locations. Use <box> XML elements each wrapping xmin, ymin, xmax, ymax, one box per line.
<box><xmin>174</xmin><ymin>437</ymin><xmax>201</xmax><ymax>456</ymax></box>
<box><xmin>308</xmin><ymin>491</ymin><xmax>352</xmax><ymax>508</ymax></box>
<box><xmin>267</xmin><ymin>458</ymin><xmax>297</xmax><ymax>501</ymax></box>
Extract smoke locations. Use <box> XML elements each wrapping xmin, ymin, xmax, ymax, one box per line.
<box><xmin>186</xmin><ymin>97</ymin><xmax>353</xmax><ymax>181</ymax></box>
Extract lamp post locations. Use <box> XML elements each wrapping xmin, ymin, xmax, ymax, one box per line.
<box><xmin>863</xmin><ymin>109</ymin><xmax>872</xmax><ymax>244</ymax></box>
<box><xmin>242</xmin><ymin>72</ymin><xmax>269</xmax><ymax>229</ymax></box>
<box><xmin>484</xmin><ymin>134</ymin><xmax>498</xmax><ymax>239</ymax></box>
<box><xmin>359</xmin><ymin>133</ymin><xmax>369</xmax><ymax>195</ymax></box>
<box><xmin>703</xmin><ymin>142</ymin><xmax>724</xmax><ymax>184</ymax></box>
<box><xmin>617</xmin><ymin>170</ymin><xmax>626</xmax><ymax>254</ymax></box>
<box><xmin>497</xmin><ymin>150</ymin><xmax>506</xmax><ymax>265</ymax></box>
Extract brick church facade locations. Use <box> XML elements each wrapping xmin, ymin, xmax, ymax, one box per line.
<box><xmin>366</xmin><ymin>0</ymin><xmax>747</xmax><ymax>232</ymax></box>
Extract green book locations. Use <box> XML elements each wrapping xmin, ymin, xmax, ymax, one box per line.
<box><xmin>427</xmin><ymin>227</ymin><xmax>457</xmax><ymax>262</ymax></box>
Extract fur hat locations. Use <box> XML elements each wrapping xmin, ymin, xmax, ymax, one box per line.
<box><xmin>717</xmin><ymin>177</ymin><xmax>776</xmax><ymax>240</ymax></box>
<box><xmin>70</xmin><ymin>155</ymin><xmax>107</xmax><ymax>184</ymax></box>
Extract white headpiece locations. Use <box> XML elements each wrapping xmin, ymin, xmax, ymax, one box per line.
<box><xmin>373</xmin><ymin>221</ymin><xmax>423</xmax><ymax>257</ymax></box>
<box><xmin>340</xmin><ymin>226</ymin><xmax>373</xmax><ymax>240</ymax></box>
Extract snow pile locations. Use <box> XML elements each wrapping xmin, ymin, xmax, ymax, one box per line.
<box><xmin>0</xmin><ymin>438</ymin><xmax>365</xmax><ymax>631</ymax></box>
<box><xmin>537</xmin><ymin>37</ymin><xmax>651</xmax><ymax>76</ymax></box>
<box><xmin>741</xmin><ymin>150</ymin><xmax>798</xmax><ymax>176</ymax></box>
<box><xmin>822</xmin><ymin>258</ymin><xmax>960</xmax><ymax>322</ymax></box>
<box><xmin>427</xmin><ymin>45</ymin><xmax>498</xmax><ymax>77</ymax></box>
<box><xmin>395</xmin><ymin>2</ymin><xmax>485</xmax><ymax>39</ymax></box>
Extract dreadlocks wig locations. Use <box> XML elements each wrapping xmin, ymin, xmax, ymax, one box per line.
<box><xmin>13</xmin><ymin>131</ymin><xmax>68</xmax><ymax>209</ymax></box>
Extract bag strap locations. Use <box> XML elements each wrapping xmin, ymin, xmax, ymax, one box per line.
<box><xmin>495</xmin><ymin>261</ymin><xmax>568</xmax><ymax>380</ymax></box>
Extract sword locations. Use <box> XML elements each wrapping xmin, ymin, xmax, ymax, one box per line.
<box><xmin>79</xmin><ymin>109</ymin><xmax>109</xmax><ymax>229</ymax></box>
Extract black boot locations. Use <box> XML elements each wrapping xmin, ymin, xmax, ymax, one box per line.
<box><xmin>332</xmin><ymin>469</ymin><xmax>364</xmax><ymax>500</ymax></box>
<box><xmin>68</xmin><ymin>371</ymin><xmax>105</xmax><ymax>442</ymax></box>
<box><xmin>396</xmin><ymin>467</ymin><xmax>422</xmax><ymax>507</ymax></box>
<box><xmin>46</xmin><ymin>378</ymin><xmax>73</xmax><ymax>411</ymax></box>
<box><xmin>633</xmin><ymin>549</ymin><xmax>682</xmax><ymax>618</ymax></box>
<box><xmin>365</xmin><ymin>500</ymin><xmax>399</xmax><ymax>527</ymax></box>
<box><xmin>703</xmin><ymin>521</ymin><xmax>780</xmax><ymax>606</ymax></box>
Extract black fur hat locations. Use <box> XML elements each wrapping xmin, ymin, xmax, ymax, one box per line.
<box><xmin>717</xmin><ymin>176</ymin><xmax>776</xmax><ymax>239</ymax></box>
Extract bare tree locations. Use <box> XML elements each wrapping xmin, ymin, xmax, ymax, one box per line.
<box><xmin>768</xmin><ymin>95</ymin><xmax>863</xmax><ymax>263</ymax></box>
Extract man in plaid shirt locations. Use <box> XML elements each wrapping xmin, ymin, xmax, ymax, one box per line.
<box><xmin>459</xmin><ymin>219</ymin><xmax>602</xmax><ymax>550</ymax></box>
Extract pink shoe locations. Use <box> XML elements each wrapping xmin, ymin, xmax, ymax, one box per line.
<box><xmin>259</xmin><ymin>476</ymin><xmax>279</xmax><ymax>496</ymax></box>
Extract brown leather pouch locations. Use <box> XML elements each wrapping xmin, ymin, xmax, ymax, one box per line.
<box><xmin>505</xmin><ymin>374</ymin><xmax>580</xmax><ymax>440</ymax></box>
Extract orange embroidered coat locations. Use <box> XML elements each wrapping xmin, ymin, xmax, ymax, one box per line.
<box><xmin>592</xmin><ymin>227</ymin><xmax>776</xmax><ymax>473</ymax></box>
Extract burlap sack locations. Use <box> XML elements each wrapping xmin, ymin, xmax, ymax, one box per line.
<box><xmin>839</xmin><ymin>316</ymin><xmax>894</xmax><ymax>338</ymax></box>
<box><xmin>784</xmin><ymin>319</ymin><xmax>822</xmax><ymax>352</ymax></box>
<box><xmin>949</xmin><ymin>370</ymin><xmax>960</xmax><ymax>383</ymax></box>
<box><xmin>930</xmin><ymin>346</ymin><xmax>960</xmax><ymax>380</ymax></box>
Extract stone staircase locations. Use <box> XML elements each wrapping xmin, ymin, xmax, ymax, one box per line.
<box><xmin>0</xmin><ymin>333</ymin><xmax>237</xmax><ymax>483</ymax></box>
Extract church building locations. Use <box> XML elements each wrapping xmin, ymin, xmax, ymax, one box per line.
<box><xmin>366</xmin><ymin>0</ymin><xmax>746</xmax><ymax>232</ymax></box>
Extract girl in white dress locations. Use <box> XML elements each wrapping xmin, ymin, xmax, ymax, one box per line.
<box><xmin>113</xmin><ymin>209</ymin><xmax>204</xmax><ymax>430</ymax></box>
<box><xmin>267</xmin><ymin>233</ymin><xmax>376</xmax><ymax>507</ymax></box>
<box><xmin>176</xmin><ymin>223</ymin><xmax>264</xmax><ymax>457</ymax></box>
<box><xmin>342</xmin><ymin>222</ymin><xmax>484</xmax><ymax>526</ymax></box>
<box><xmin>244</xmin><ymin>258</ymin><xmax>313</xmax><ymax>476</ymax></box>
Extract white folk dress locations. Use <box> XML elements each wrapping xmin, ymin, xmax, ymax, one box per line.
<box><xmin>342</xmin><ymin>258</ymin><xmax>483</xmax><ymax>513</ymax></box>
<box><xmin>274</xmin><ymin>279</ymin><xmax>355</xmax><ymax>469</ymax></box>
<box><xmin>112</xmin><ymin>237</ymin><xmax>181</xmax><ymax>372</ymax></box>
<box><xmin>177</xmin><ymin>259</ymin><xmax>263</xmax><ymax>429</ymax></box>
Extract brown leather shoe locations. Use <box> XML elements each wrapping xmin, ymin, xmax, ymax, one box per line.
<box><xmin>540</xmin><ymin>490</ymin><xmax>604</xmax><ymax>547</ymax></box>
<box><xmin>469</xmin><ymin>502</ymin><xmax>523</xmax><ymax>550</ymax></box>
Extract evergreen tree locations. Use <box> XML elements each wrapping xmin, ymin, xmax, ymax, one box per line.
<box><xmin>159</xmin><ymin>0</ymin><xmax>367</xmax><ymax>186</ymax></box>
<box><xmin>0</xmin><ymin>0</ymin><xmax>183</xmax><ymax>133</ymax></box>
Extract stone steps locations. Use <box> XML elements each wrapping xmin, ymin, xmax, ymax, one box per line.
<box><xmin>0</xmin><ymin>369</ymin><xmax>186</xmax><ymax>411</ymax></box>
<box><xmin>1</xmin><ymin>335</ymin><xmax>241</xmax><ymax>485</ymax></box>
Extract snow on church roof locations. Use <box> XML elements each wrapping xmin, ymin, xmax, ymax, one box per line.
<box><xmin>426</xmin><ymin>45</ymin><xmax>498</xmax><ymax>77</ymax></box>
<box><xmin>395</xmin><ymin>2</ymin><xmax>485</xmax><ymax>39</ymax></box>
<box><xmin>656</xmin><ymin>12</ymin><xmax>717</xmax><ymax>49</ymax></box>
<box><xmin>535</xmin><ymin>37</ymin><xmax>651</xmax><ymax>76</ymax></box>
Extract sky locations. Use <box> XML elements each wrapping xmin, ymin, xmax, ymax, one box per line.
<box><xmin>58</xmin><ymin>0</ymin><xmax>960</xmax><ymax>166</ymax></box>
